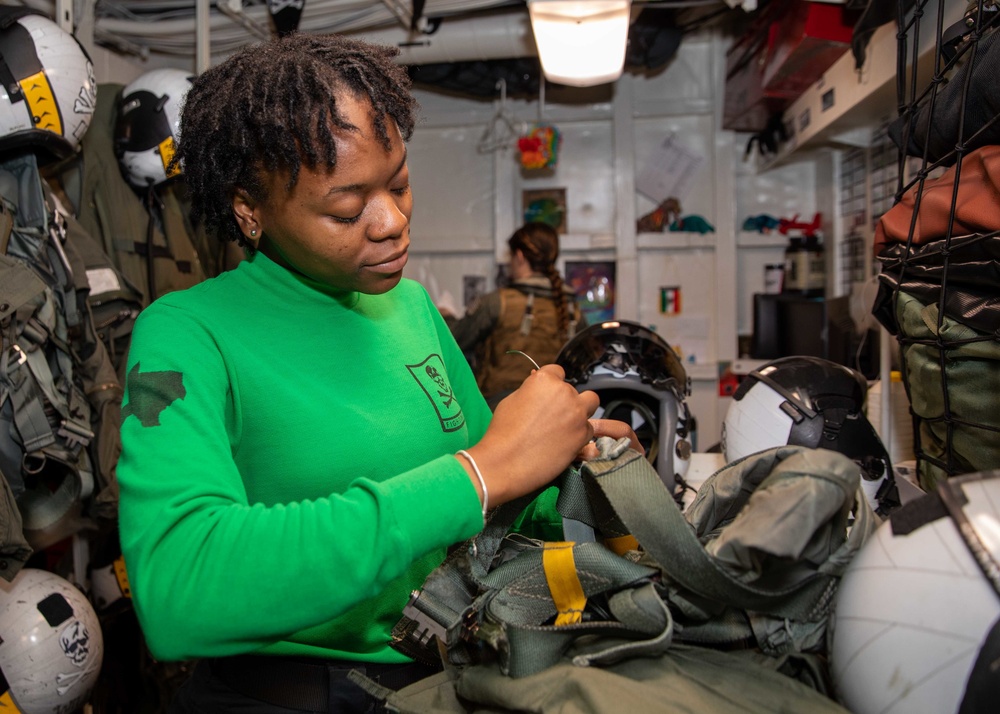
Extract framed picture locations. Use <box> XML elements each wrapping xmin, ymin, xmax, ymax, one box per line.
<box><xmin>565</xmin><ymin>260</ymin><xmax>616</xmax><ymax>324</ymax></box>
<box><xmin>522</xmin><ymin>188</ymin><xmax>567</xmax><ymax>233</ymax></box>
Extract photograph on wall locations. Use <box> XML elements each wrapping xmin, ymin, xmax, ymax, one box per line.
<box><xmin>522</xmin><ymin>188</ymin><xmax>567</xmax><ymax>233</ymax></box>
<box><xmin>565</xmin><ymin>260</ymin><xmax>616</xmax><ymax>324</ymax></box>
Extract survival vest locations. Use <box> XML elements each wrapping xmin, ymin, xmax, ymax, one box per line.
<box><xmin>0</xmin><ymin>152</ymin><xmax>124</xmax><ymax>557</ymax></box>
<box><xmin>475</xmin><ymin>282</ymin><xmax>581</xmax><ymax>400</ymax></box>
<box><xmin>76</xmin><ymin>84</ymin><xmax>214</xmax><ymax>316</ymax></box>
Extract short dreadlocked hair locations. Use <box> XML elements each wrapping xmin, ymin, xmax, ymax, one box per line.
<box><xmin>176</xmin><ymin>32</ymin><xmax>418</xmax><ymax>248</ymax></box>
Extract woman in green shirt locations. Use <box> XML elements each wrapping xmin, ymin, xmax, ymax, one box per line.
<box><xmin>117</xmin><ymin>32</ymin><xmax>634</xmax><ymax>714</ymax></box>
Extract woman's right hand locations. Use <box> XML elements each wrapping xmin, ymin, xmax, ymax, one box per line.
<box><xmin>459</xmin><ymin>364</ymin><xmax>599</xmax><ymax>508</ymax></box>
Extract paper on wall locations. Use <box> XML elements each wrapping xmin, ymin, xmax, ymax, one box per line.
<box><xmin>636</xmin><ymin>134</ymin><xmax>704</xmax><ymax>204</ymax></box>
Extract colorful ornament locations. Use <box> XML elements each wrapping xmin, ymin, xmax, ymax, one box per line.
<box><xmin>517</xmin><ymin>124</ymin><xmax>561</xmax><ymax>169</ymax></box>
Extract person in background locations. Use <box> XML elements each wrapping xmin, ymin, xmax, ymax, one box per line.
<box><xmin>446</xmin><ymin>221</ymin><xmax>587</xmax><ymax>409</ymax></box>
<box><xmin>116</xmin><ymin>32</ymin><xmax>635</xmax><ymax>714</ymax></box>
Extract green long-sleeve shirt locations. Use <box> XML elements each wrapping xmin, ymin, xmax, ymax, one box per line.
<box><xmin>117</xmin><ymin>251</ymin><xmax>491</xmax><ymax>663</ymax></box>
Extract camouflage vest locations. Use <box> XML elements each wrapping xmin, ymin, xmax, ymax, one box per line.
<box><xmin>475</xmin><ymin>283</ymin><xmax>579</xmax><ymax>400</ymax></box>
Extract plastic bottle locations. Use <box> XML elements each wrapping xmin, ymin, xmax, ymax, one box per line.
<box><xmin>783</xmin><ymin>234</ymin><xmax>824</xmax><ymax>296</ymax></box>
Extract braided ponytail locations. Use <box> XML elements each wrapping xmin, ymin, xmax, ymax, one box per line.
<box><xmin>509</xmin><ymin>222</ymin><xmax>570</xmax><ymax>339</ymax></box>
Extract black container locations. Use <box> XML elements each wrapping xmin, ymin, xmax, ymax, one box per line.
<box><xmin>782</xmin><ymin>234</ymin><xmax>824</xmax><ymax>296</ymax></box>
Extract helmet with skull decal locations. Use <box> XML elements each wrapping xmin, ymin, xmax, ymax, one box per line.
<box><xmin>0</xmin><ymin>568</ymin><xmax>103</xmax><ymax>713</ymax></box>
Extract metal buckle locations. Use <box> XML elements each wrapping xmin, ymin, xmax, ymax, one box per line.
<box><xmin>460</xmin><ymin>608</ymin><xmax>481</xmax><ymax>642</ymax></box>
<box><xmin>58</xmin><ymin>419</ymin><xmax>94</xmax><ymax>450</ymax></box>
<box><xmin>401</xmin><ymin>590</ymin><xmax>448</xmax><ymax>647</ymax></box>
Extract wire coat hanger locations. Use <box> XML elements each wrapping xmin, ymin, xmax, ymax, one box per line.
<box><xmin>478</xmin><ymin>79</ymin><xmax>522</xmax><ymax>154</ymax></box>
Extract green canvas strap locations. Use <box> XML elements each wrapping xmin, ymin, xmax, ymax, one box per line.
<box><xmin>0</xmin><ymin>256</ymin><xmax>54</xmax><ymax>453</ymax></box>
<box><xmin>395</xmin><ymin>445</ymin><xmax>664</xmax><ymax>675</ymax></box>
<box><xmin>580</xmin><ymin>445</ymin><xmax>843</xmax><ymax>621</ymax></box>
<box><xmin>478</xmin><ymin>544</ymin><xmax>669</xmax><ymax>677</ymax></box>
<box><xmin>396</xmin><ymin>441</ymin><xmax>864</xmax><ymax>679</ymax></box>
<box><xmin>391</xmin><ymin>488</ymin><xmax>547</xmax><ymax>667</ymax></box>
<box><xmin>0</xmin><ymin>254</ymin><xmax>46</xmax><ymax>320</ymax></box>
<box><xmin>0</xmin><ymin>198</ymin><xmax>12</xmax><ymax>255</ymax></box>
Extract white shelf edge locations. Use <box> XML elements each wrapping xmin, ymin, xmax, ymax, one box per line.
<box><xmin>736</xmin><ymin>230</ymin><xmax>789</xmax><ymax>248</ymax></box>
<box><xmin>636</xmin><ymin>232</ymin><xmax>718</xmax><ymax>250</ymax></box>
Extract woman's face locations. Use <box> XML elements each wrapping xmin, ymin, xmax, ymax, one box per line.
<box><xmin>244</xmin><ymin>93</ymin><xmax>412</xmax><ymax>294</ymax></box>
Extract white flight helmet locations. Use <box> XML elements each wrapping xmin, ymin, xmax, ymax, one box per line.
<box><xmin>0</xmin><ymin>9</ymin><xmax>96</xmax><ymax>163</ymax></box>
<box><xmin>0</xmin><ymin>568</ymin><xmax>103</xmax><ymax>713</ymax></box>
<box><xmin>556</xmin><ymin>320</ymin><xmax>692</xmax><ymax>499</ymax></box>
<box><xmin>115</xmin><ymin>68</ymin><xmax>193</xmax><ymax>189</ymax></box>
<box><xmin>722</xmin><ymin>355</ymin><xmax>900</xmax><ymax>517</ymax></box>
<box><xmin>830</xmin><ymin>470</ymin><xmax>1000</xmax><ymax>714</ymax></box>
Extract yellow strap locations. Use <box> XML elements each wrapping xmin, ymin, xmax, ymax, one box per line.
<box><xmin>159</xmin><ymin>136</ymin><xmax>180</xmax><ymax>178</ymax></box>
<box><xmin>0</xmin><ymin>689</ymin><xmax>23</xmax><ymax>711</ymax></box>
<box><xmin>113</xmin><ymin>554</ymin><xmax>132</xmax><ymax>599</ymax></box>
<box><xmin>542</xmin><ymin>542</ymin><xmax>586</xmax><ymax>626</ymax></box>
<box><xmin>603</xmin><ymin>534</ymin><xmax>640</xmax><ymax>556</ymax></box>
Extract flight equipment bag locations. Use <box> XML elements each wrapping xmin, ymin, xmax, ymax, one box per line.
<box><xmin>368</xmin><ymin>440</ymin><xmax>877</xmax><ymax>712</ymax></box>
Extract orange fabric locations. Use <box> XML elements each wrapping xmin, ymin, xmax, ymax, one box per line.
<box><xmin>874</xmin><ymin>145</ymin><xmax>1000</xmax><ymax>258</ymax></box>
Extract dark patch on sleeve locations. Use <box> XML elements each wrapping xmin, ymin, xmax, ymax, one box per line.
<box><xmin>122</xmin><ymin>362</ymin><xmax>187</xmax><ymax>427</ymax></box>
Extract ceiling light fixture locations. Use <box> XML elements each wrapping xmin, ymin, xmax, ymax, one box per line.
<box><xmin>527</xmin><ymin>0</ymin><xmax>632</xmax><ymax>88</ymax></box>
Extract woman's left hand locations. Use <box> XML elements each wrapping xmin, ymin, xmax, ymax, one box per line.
<box><xmin>576</xmin><ymin>419</ymin><xmax>645</xmax><ymax>461</ymax></box>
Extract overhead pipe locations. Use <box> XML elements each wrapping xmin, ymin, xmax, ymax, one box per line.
<box><xmin>22</xmin><ymin>0</ymin><xmax>537</xmax><ymax>66</ymax></box>
<box><xmin>217</xmin><ymin>0</ymin><xmax>271</xmax><ymax>42</ymax></box>
<box><xmin>379</xmin><ymin>0</ymin><xmax>413</xmax><ymax>30</ymax></box>
<box><xmin>196</xmin><ymin>0</ymin><xmax>209</xmax><ymax>73</ymax></box>
<box><xmin>342</xmin><ymin>9</ymin><xmax>537</xmax><ymax>65</ymax></box>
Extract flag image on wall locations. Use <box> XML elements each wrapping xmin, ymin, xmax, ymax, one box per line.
<box><xmin>267</xmin><ymin>0</ymin><xmax>305</xmax><ymax>37</ymax></box>
<box><xmin>660</xmin><ymin>286</ymin><xmax>681</xmax><ymax>314</ymax></box>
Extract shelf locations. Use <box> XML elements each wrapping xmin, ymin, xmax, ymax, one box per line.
<box><xmin>636</xmin><ymin>232</ymin><xmax>718</xmax><ymax>250</ymax></box>
<box><xmin>736</xmin><ymin>231</ymin><xmax>789</xmax><ymax>248</ymax></box>
<box><xmin>756</xmin><ymin>0</ymin><xmax>964</xmax><ymax>171</ymax></box>
<box><xmin>560</xmin><ymin>233</ymin><xmax>617</xmax><ymax>251</ymax></box>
